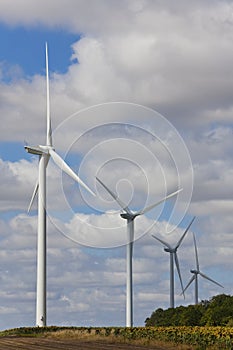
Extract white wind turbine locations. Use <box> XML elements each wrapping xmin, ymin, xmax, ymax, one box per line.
<box><xmin>152</xmin><ymin>216</ymin><xmax>195</xmax><ymax>308</ymax></box>
<box><xmin>25</xmin><ymin>43</ymin><xmax>95</xmax><ymax>327</ymax></box>
<box><xmin>96</xmin><ymin>176</ymin><xmax>182</xmax><ymax>327</ymax></box>
<box><xmin>183</xmin><ymin>233</ymin><xmax>223</xmax><ymax>305</ymax></box>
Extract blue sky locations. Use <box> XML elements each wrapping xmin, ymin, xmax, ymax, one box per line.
<box><xmin>0</xmin><ymin>23</ymin><xmax>78</xmax><ymax>78</ymax></box>
<box><xmin>0</xmin><ymin>0</ymin><xmax>232</xmax><ymax>331</ymax></box>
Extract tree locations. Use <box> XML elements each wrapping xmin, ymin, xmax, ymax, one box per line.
<box><xmin>200</xmin><ymin>294</ymin><xmax>233</xmax><ymax>326</ymax></box>
<box><xmin>145</xmin><ymin>308</ymin><xmax>164</xmax><ymax>326</ymax></box>
<box><xmin>145</xmin><ymin>294</ymin><xmax>233</xmax><ymax>327</ymax></box>
<box><xmin>179</xmin><ymin>304</ymin><xmax>204</xmax><ymax>326</ymax></box>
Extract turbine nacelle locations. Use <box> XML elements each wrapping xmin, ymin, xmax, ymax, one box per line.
<box><xmin>25</xmin><ymin>145</ymin><xmax>44</xmax><ymax>156</ymax></box>
<box><xmin>164</xmin><ymin>247</ymin><xmax>176</xmax><ymax>253</ymax></box>
<box><xmin>120</xmin><ymin>212</ymin><xmax>138</xmax><ymax>220</ymax></box>
<box><xmin>190</xmin><ymin>269</ymin><xmax>198</xmax><ymax>274</ymax></box>
<box><xmin>24</xmin><ymin>145</ymin><xmax>54</xmax><ymax>156</ymax></box>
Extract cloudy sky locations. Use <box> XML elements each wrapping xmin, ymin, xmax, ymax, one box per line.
<box><xmin>0</xmin><ymin>0</ymin><xmax>232</xmax><ymax>330</ymax></box>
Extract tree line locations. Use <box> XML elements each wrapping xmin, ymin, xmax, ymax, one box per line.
<box><xmin>145</xmin><ymin>294</ymin><xmax>233</xmax><ymax>327</ymax></box>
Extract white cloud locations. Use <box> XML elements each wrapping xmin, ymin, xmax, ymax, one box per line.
<box><xmin>0</xmin><ymin>159</ymin><xmax>37</xmax><ymax>210</ymax></box>
<box><xmin>0</xmin><ymin>209</ymin><xmax>230</xmax><ymax>329</ymax></box>
<box><xmin>1</xmin><ymin>1</ymin><xmax>233</xmax><ymax>140</ymax></box>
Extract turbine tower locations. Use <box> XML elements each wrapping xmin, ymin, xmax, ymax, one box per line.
<box><xmin>25</xmin><ymin>44</ymin><xmax>95</xmax><ymax>327</ymax></box>
<box><xmin>152</xmin><ymin>217</ymin><xmax>195</xmax><ymax>308</ymax></box>
<box><xmin>183</xmin><ymin>233</ymin><xmax>223</xmax><ymax>305</ymax></box>
<box><xmin>96</xmin><ymin>177</ymin><xmax>182</xmax><ymax>327</ymax></box>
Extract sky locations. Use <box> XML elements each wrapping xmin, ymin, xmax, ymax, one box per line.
<box><xmin>0</xmin><ymin>0</ymin><xmax>233</xmax><ymax>330</ymax></box>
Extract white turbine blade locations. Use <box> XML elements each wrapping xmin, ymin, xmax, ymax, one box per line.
<box><xmin>193</xmin><ymin>233</ymin><xmax>200</xmax><ymax>271</ymax></box>
<box><xmin>46</xmin><ymin>43</ymin><xmax>52</xmax><ymax>147</ymax></box>
<box><xmin>182</xmin><ymin>275</ymin><xmax>195</xmax><ymax>295</ymax></box>
<box><xmin>28</xmin><ymin>182</ymin><xmax>39</xmax><ymax>212</ymax></box>
<box><xmin>174</xmin><ymin>252</ymin><xmax>185</xmax><ymax>297</ymax></box>
<box><xmin>136</xmin><ymin>188</ymin><xmax>183</xmax><ymax>216</ymax></box>
<box><xmin>151</xmin><ymin>234</ymin><xmax>172</xmax><ymax>250</ymax></box>
<box><xmin>49</xmin><ymin>149</ymin><xmax>95</xmax><ymax>196</ymax></box>
<box><xmin>176</xmin><ymin>216</ymin><xmax>195</xmax><ymax>249</ymax></box>
<box><xmin>199</xmin><ymin>272</ymin><xmax>224</xmax><ymax>288</ymax></box>
<box><xmin>96</xmin><ymin>177</ymin><xmax>131</xmax><ymax>214</ymax></box>
<box><xmin>27</xmin><ymin>154</ymin><xmax>50</xmax><ymax>212</ymax></box>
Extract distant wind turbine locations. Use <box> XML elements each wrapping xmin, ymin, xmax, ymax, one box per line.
<box><xmin>183</xmin><ymin>232</ymin><xmax>223</xmax><ymax>305</ymax></box>
<box><xmin>25</xmin><ymin>43</ymin><xmax>95</xmax><ymax>327</ymax></box>
<box><xmin>96</xmin><ymin>176</ymin><xmax>182</xmax><ymax>327</ymax></box>
<box><xmin>152</xmin><ymin>216</ymin><xmax>195</xmax><ymax>308</ymax></box>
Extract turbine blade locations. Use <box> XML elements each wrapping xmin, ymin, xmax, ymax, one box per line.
<box><xmin>96</xmin><ymin>177</ymin><xmax>131</xmax><ymax>214</ymax></box>
<box><xmin>199</xmin><ymin>272</ymin><xmax>224</xmax><ymax>288</ymax></box>
<box><xmin>46</xmin><ymin>43</ymin><xmax>52</xmax><ymax>147</ymax></box>
<box><xmin>49</xmin><ymin>149</ymin><xmax>95</xmax><ymax>196</ymax></box>
<box><xmin>27</xmin><ymin>154</ymin><xmax>50</xmax><ymax>212</ymax></box>
<box><xmin>151</xmin><ymin>234</ymin><xmax>172</xmax><ymax>250</ymax></box>
<box><xmin>176</xmin><ymin>216</ymin><xmax>195</xmax><ymax>249</ymax></box>
<box><xmin>174</xmin><ymin>252</ymin><xmax>185</xmax><ymax>297</ymax></box>
<box><xmin>182</xmin><ymin>275</ymin><xmax>195</xmax><ymax>295</ymax></box>
<box><xmin>136</xmin><ymin>188</ymin><xmax>183</xmax><ymax>216</ymax></box>
<box><xmin>193</xmin><ymin>233</ymin><xmax>200</xmax><ymax>271</ymax></box>
<box><xmin>28</xmin><ymin>182</ymin><xmax>39</xmax><ymax>212</ymax></box>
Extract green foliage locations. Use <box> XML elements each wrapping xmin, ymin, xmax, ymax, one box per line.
<box><xmin>145</xmin><ymin>294</ymin><xmax>233</xmax><ymax>327</ymax></box>
<box><xmin>180</xmin><ymin>304</ymin><xmax>204</xmax><ymax>326</ymax></box>
<box><xmin>200</xmin><ymin>294</ymin><xmax>233</xmax><ymax>326</ymax></box>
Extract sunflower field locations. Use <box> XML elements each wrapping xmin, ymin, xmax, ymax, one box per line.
<box><xmin>107</xmin><ymin>326</ymin><xmax>233</xmax><ymax>349</ymax></box>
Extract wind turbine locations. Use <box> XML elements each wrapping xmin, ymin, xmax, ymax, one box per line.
<box><xmin>183</xmin><ymin>233</ymin><xmax>223</xmax><ymax>305</ymax></box>
<box><xmin>152</xmin><ymin>216</ymin><xmax>195</xmax><ymax>308</ymax></box>
<box><xmin>96</xmin><ymin>176</ymin><xmax>182</xmax><ymax>327</ymax></box>
<box><xmin>25</xmin><ymin>43</ymin><xmax>95</xmax><ymax>327</ymax></box>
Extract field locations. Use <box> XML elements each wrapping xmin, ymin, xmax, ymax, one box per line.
<box><xmin>0</xmin><ymin>326</ymin><xmax>232</xmax><ymax>349</ymax></box>
<box><xmin>0</xmin><ymin>329</ymin><xmax>192</xmax><ymax>350</ymax></box>
<box><xmin>0</xmin><ymin>336</ymin><xmax>192</xmax><ymax>350</ymax></box>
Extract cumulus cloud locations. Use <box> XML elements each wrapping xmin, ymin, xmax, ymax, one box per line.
<box><xmin>0</xmin><ymin>158</ymin><xmax>37</xmax><ymax>211</ymax></box>
<box><xmin>0</xmin><ymin>211</ymin><xmax>229</xmax><ymax>329</ymax></box>
<box><xmin>1</xmin><ymin>1</ymin><xmax>233</xmax><ymax>139</ymax></box>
